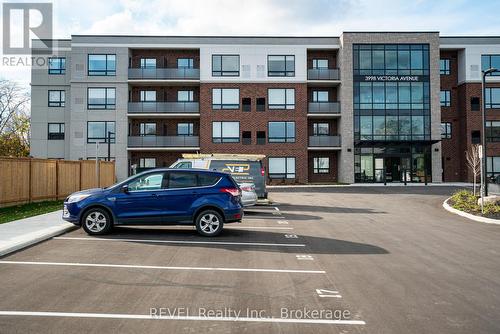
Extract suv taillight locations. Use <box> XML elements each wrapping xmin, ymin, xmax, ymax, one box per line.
<box><xmin>220</xmin><ymin>187</ymin><xmax>241</xmax><ymax>197</ymax></box>
<box><xmin>261</xmin><ymin>168</ymin><xmax>265</xmax><ymax>176</ymax></box>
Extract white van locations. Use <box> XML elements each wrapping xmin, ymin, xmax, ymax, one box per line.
<box><xmin>170</xmin><ymin>154</ymin><xmax>267</xmax><ymax>198</ymax></box>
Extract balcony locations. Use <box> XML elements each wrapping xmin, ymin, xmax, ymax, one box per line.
<box><xmin>128</xmin><ymin>102</ymin><xmax>199</xmax><ymax>114</ymax></box>
<box><xmin>307</xmin><ymin>68</ymin><xmax>340</xmax><ymax>81</ymax></box>
<box><xmin>127</xmin><ymin>136</ymin><xmax>200</xmax><ymax>149</ymax></box>
<box><xmin>308</xmin><ymin>135</ymin><xmax>341</xmax><ymax>149</ymax></box>
<box><xmin>308</xmin><ymin>102</ymin><xmax>341</xmax><ymax>115</ymax></box>
<box><xmin>128</xmin><ymin>68</ymin><xmax>200</xmax><ymax>80</ymax></box>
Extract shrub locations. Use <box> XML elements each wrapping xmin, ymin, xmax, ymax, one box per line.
<box><xmin>450</xmin><ymin>189</ymin><xmax>500</xmax><ymax>217</ymax></box>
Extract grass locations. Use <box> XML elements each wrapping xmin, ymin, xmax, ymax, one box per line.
<box><xmin>449</xmin><ymin>189</ymin><xmax>500</xmax><ymax>219</ymax></box>
<box><xmin>0</xmin><ymin>200</ymin><xmax>63</xmax><ymax>225</ymax></box>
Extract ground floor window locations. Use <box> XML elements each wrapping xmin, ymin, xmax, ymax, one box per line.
<box><xmin>140</xmin><ymin>158</ymin><xmax>156</xmax><ymax>168</ymax></box>
<box><xmin>486</xmin><ymin>156</ymin><xmax>500</xmax><ymax>181</ymax></box>
<box><xmin>268</xmin><ymin>157</ymin><xmax>296</xmax><ymax>179</ymax></box>
<box><xmin>354</xmin><ymin>144</ymin><xmax>431</xmax><ymax>183</ymax></box>
<box><xmin>313</xmin><ymin>157</ymin><xmax>329</xmax><ymax>173</ymax></box>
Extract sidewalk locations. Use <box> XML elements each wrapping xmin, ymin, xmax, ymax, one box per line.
<box><xmin>267</xmin><ymin>182</ymin><xmax>473</xmax><ymax>189</ymax></box>
<box><xmin>0</xmin><ymin>210</ymin><xmax>77</xmax><ymax>257</ymax></box>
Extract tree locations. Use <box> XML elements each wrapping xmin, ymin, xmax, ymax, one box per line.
<box><xmin>465</xmin><ymin>144</ymin><xmax>481</xmax><ymax>196</ymax></box>
<box><xmin>0</xmin><ymin>79</ymin><xmax>30</xmax><ymax>157</ymax></box>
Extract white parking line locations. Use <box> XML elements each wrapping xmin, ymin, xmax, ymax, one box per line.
<box><xmin>0</xmin><ymin>260</ymin><xmax>326</xmax><ymax>274</ymax></box>
<box><xmin>54</xmin><ymin>237</ymin><xmax>304</xmax><ymax>247</ymax></box>
<box><xmin>226</xmin><ymin>226</ymin><xmax>294</xmax><ymax>230</ymax></box>
<box><xmin>0</xmin><ymin>311</ymin><xmax>366</xmax><ymax>325</ymax></box>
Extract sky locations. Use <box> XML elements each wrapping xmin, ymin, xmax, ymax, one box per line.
<box><xmin>2</xmin><ymin>0</ymin><xmax>500</xmax><ymax>89</ymax></box>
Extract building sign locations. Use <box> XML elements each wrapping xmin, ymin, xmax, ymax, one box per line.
<box><xmin>355</xmin><ymin>75</ymin><xmax>428</xmax><ymax>82</ymax></box>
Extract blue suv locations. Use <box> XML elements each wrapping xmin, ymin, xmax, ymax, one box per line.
<box><xmin>62</xmin><ymin>169</ymin><xmax>243</xmax><ymax>236</ymax></box>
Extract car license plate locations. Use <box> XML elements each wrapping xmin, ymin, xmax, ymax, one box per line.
<box><xmin>63</xmin><ymin>205</ymin><xmax>69</xmax><ymax>218</ymax></box>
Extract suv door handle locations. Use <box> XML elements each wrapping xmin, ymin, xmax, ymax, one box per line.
<box><xmin>152</xmin><ymin>193</ymin><xmax>159</xmax><ymax>198</ymax></box>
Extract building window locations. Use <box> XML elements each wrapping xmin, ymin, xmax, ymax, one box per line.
<box><xmin>312</xmin><ymin>90</ymin><xmax>329</xmax><ymax>102</ymax></box>
<box><xmin>268</xmin><ymin>121</ymin><xmax>295</xmax><ymax>143</ymax></box>
<box><xmin>242</xmin><ymin>131</ymin><xmax>252</xmax><ymax>145</ymax></box>
<box><xmin>88</xmin><ymin>54</ymin><xmax>116</xmax><ymax>76</ymax></box>
<box><xmin>481</xmin><ymin>55</ymin><xmax>500</xmax><ymax>76</ymax></box>
<box><xmin>48</xmin><ymin>57</ymin><xmax>65</xmax><ymax>74</ymax></box>
<box><xmin>268</xmin><ymin>55</ymin><xmax>295</xmax><ymax>76</ymax></box>
<box><xmin>140</xmin><ymin>58</ymin><xmax>156</xmax><ymax>68</ymax></box>
<box><xmin>140</xmin><ymin>123</ymin><xmax>156</xmax><ymax>136</ymax></box>
<box><xmin>87</xmin><ymin>121</ymin><xmax>115</xmax><ymax>143</ymax></box>
<box><xmin>440</xmin><ymin>90</ymin><xmax>451</xmax><ymax>107</ymax></box>
<box><xmin>212</xmin><ymin>88</ymin><xmax>239</xmax><ymax>109</ymax></box>
<box><xmin>88</xmin><ymin>88</ymin><xmax>116</xmax><ymax>110</ymax></box>
<box><xmin>48</xmin><ymin>123</ymin><xmax>64</xmax><ymax>140</ymax></box>
<box><xmin>178</xmin><ymin>123</ymin><xmax>194</xmax><ymax>136</ymax></box>
<box><xmin>212</xmin><ymin>121</ymin><xmax>239</xmax><ymax>143</ymax></box>
<box><xmin>257</xmin><ymin>131</ymin><xmax>266</xmax><ymax>145</ymax></box>
<box><xmin>312</xmin><ymin>59</ymin><xmax>328</xmax><ymax>69</ymax></box>
<box><xmin>212</xmin><ymin>55</ymin><xmax>239</xmax><ymax>76</ymax></box>
<box><xmin>268</xmin><ymin>157</ymin><xmax>296</xmax><ymax>179</ymax></box>
<box><xmin>313</xmin><ymin>157</ymin><xmax>329</xmax><ymax>174</ymax></box>
<box><xmin>485</xmin><ymin>88</ymin><xmax>500</xmax><ymax>109</ymax></box>
<box><xmin>177</xmin><ymin>58</ymin><xmax>194</xmax><ymax>68</ymax></box>
<box><xmin>471</xmin><ymin>130</ymin><xmax>481</xmax><ymax>144</ymax></box>
<box><xmin>242</xmin><ymin>98</ymin><xmax>251</xmax><ymax>112</ymax></box>
<box><xmin>440</xmin><ymin>59</ymin><xmax>450</xmax><ymax>75</ymax></box>
<box><xmin>256</xmin><ymin>98</ymin><xmax>266</xmax><ymax>112</ymax></box>
<box><xmin>487</xmin><ymin>157</ymin><xmax>500</xmax><ymax>179</ymax></box>
<box><xmin>139</xmin><ymin>158</ymin><xmax>156</xmax><ymax>168</ymax></box>
<box><xmin>268</xmin><ymin>88</ymin><xmax>295</xmax><ymax>110</ymax></box>
<box><xmin>140</xmin><ymin>90</ymin><xmax>156</xmax><ymax>102</ymax></box>
<box><xmin>471</xmin><ymin>97</ymin><xmax>480</xmax><ymax>111</ymax></box>
<box><xmin>313</xmin><ymin>123</ymin><xmax>329</xmax><ymax>136</ymax></box>
<box><xmin>441</xmin><ymin>122</ymin><xmax>452</xmax><ymax>139</ymax></box>
<box><xmin>486</xmin><ymin>121</ymin><xmax>500</xmax><ymax>142</ymax></box>
<box><xmin>48</xmin><ymin>90</ymin><xmax>65</xmax><ymax>107</ymax></box>
<box><xmin>178</xmin><ymin>90</ymin><xmax>194</xmax><ymax>102</ymax></box>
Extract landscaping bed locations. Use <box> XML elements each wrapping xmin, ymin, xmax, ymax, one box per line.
<box><xmin>448</xmin><ymin>190</ymin><xmax>500</xmax><ymax>220</ymax></box>
<box><xmin>0</xmin><ymin>200</ymin><xmax>63</xmax><ymax>224</ymax></box>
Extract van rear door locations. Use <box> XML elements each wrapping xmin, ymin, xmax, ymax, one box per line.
<box><xmin>208</xmin><ymin>160</ymin><xmax>266</xmax><ymax>198</ymax></box>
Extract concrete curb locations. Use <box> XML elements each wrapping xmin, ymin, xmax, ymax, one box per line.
<box><xmin>268</xmin><ymin>183</ymin><xmax>473</xmax><ymax>189</ymax></box>
<box><xmin>442</xmin><ymin>198</ymin><xmax>500</xmax><ymax>225</ymax></box>
<box><xmin>0</xmin><ymin>223</ymin><xmax>77</xmax><ymax>257</ymax></box>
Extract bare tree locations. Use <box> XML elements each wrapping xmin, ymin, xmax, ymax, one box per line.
<box><xmin>466</xmin><ymin>144</ymin><xmax>481</xmax><ymax>196</ymax></box>
<box><xmin>0</xmin><ymin>79</ymin><xmax>30</xmax><ymax>157</ymax></box>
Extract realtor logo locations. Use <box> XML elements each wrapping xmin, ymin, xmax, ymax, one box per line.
<box><xmin>2</xmin><ymin>2</ymin><xmax>53</xmax><ymax>54</ymax></box>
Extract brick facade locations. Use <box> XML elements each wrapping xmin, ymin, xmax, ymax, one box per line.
<box><xmin>440</xmin><ymin>50</ymin><xmax>500</xmax><ymax>181</ymax></box>
<box><xmin>198</xmin><ymin>82</ymin><xmax>311</xmax><ymax>183</ymax></box>
<box><xmin>308</xmin><ymin>151</ymin><xmax>338</xmax><ymax>183</ymax></box>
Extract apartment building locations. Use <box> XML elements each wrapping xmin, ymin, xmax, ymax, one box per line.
<box><xmin>30</xmin><ymin>33</ymin><xmax>500</xmax><ymax>184</ymax></box>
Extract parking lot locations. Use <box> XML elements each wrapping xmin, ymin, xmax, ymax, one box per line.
<box><xmin>1</xmin><ymin>186</ymin><xmax>500</xmax><ymax>333</ymax></box>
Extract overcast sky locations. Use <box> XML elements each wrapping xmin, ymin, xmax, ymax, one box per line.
<box><xmin>2</xmin><ymin>0</ymin><xmax>500</xmax><ymax>88</ymax></box>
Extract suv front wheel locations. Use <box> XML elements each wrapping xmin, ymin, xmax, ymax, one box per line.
<box><xmin>81</xmin><ymin>208</ymin><xmax>113</xmax><ymax>235</ymax></box>
<box><xmin>195</xmin><ymin>210</ymin><xmax>224</xmax><ymax>237</ymax></box>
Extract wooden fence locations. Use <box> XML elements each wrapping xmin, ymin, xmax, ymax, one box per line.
<box><xmin>0</xmin><ymin>157</ymin><xmax>116</xmax><ymax>207</ymax></box>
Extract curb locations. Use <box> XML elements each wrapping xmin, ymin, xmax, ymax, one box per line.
<box><xmin>0</xmin><ymin>223</ymin><xmax>78</xmax><ymax>257</ymax></box>
<box><xmin>442</xmin><ymin>198</ymin><xmax>500</xmax><ymax>225</ymax></box>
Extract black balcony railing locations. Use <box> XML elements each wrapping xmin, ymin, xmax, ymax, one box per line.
<box><xmin>308</xmin><ymin>135</ymin><xmax>341</xmax><ymax>147</ymax></box>
<box><xmin>128</xmin><ymin>68</ymin><xmax>200</xmax><ymax>80</ymax></box>
<box><xmin>128</xmin><ymin>136</ymin><xmax>200</xmax><ymax>148</ymax></box>
<box><xmin>307</xmin><ymin>68</ymin><xmax>340</xmax><ymax>80</ymax></box>
<box><xmin>128</xmin><ymin>102</ymin><xmax>199</xmax><ymax>113</ymax></box>
<box><xmin>308</xmin><ymin>102</ymin><xmax>341</xmax><ymax>114</ymax></box>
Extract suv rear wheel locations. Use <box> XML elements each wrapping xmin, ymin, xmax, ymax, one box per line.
<box><xmin>81</xmin><ymin>208</ymin><xmax>113</xmax><ymax>235</ymax></box>
<box><xmin>195</xmin><ymin>210</ymin><xmax>224</xmax><ymax>237</ymax></box>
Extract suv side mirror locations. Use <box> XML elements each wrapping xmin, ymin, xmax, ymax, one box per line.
<box><xmin>121</xmin><ymin>185</ymin><xmax>129</xmax><ymax>193</ymax></box>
